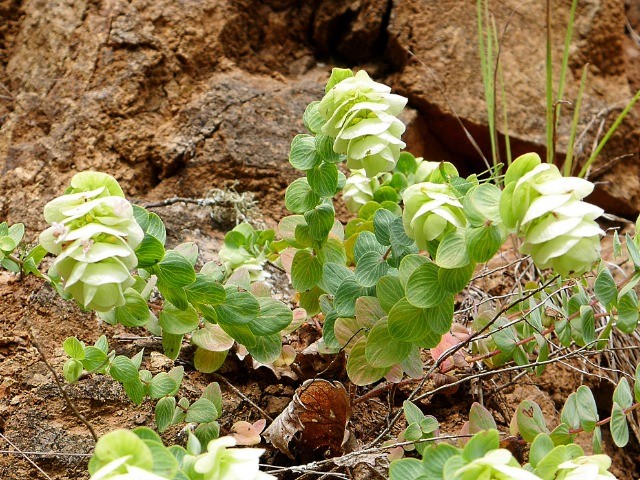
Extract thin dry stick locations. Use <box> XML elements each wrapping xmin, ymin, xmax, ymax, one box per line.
<box><xmin>211</xmin><ymin>373</ymin><xmax>274</xmax><ymax>422</ymax></box>
<box><xmin>0</xmin><ymin>450</ymin><xmax>91</xmax><ymax>457</ymax></box>
<box><xmin>30</xmin><ymin>329</ymin><xmax>99</xmax><ymax>442</ymax></box>
<box><xmin>0</xmin><ymin>432</ymin><xmax>53</xmax><ymax>480</ymax></box>
<box><xmin>265</xmin><ymin>433</ymin><xmax>478</xmax><ymax>478</ymax></box>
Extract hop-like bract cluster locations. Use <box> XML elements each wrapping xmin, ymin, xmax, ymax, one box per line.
<box><xmin>500</xmin><ymin>153</ymin><xmax>604</xmax><ymax>277</ymax></box>
<box><xmin>318</xmin><ymin>69</ymin><xmax>407</xmax><ymax>177</ymax></box>
<box><xmin>402</xmin><ymin>182</ymin><xmax>466</xmax><ymax>250</ymax></box>
<box><xmin>554</xmin><ymin>455</ymin><xmax>617</xmax><ymax>480</ymax></box>
<box><xmin>185</xmin><ymin>436</ymin><xmax>276</xmax><ymax>480</ymax></box>
<box><xmin>452</xmin><ymin>449</ymin><xmax>542</xmax><ymax>480</ymax></box>
<box><xmin>39</xmin><ymin>172</ymin><xmax>143</xmax><ymax>312</ymax></box>
<box><xmin>342</xmin><ymin>169</ymin><xmax>378</xmax><ymax>213</ymax></box>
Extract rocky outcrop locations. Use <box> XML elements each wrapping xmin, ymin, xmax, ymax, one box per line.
<box><xmin>386</xmin><ymin>0</ymin><xmax>639</xmax><ymax>214</ymax></box>
<box><xmin>0</xmin><ymin>0</ymin><xmax>638</xmax><ymax>235</ymax></box>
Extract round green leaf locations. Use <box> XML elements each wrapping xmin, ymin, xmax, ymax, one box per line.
<box><xmin>611</xmin><ymin>402</ymin><xmax>629</xmax><ymax>447</ymax></box>
<box><xmin>405</xmin><ymin>262</ymin><xmax>449</xmax><ymax>309</ymax></box>
<box><xmin>365</xmin><ymin>319</ymin><xmax>412</xmax><ymax>368</ymax></box>
<box><xmin>438</xmin><ymin>262</ymin><xmax>475</xmax><ymax>293</ymax></box>
<box><xmin>155</xmin><ymin>397</ymin><xmax>176</xmax><ymax>433</ymax></box>
<box><xmin>63</xmin><ymin>337</ymin><xmax>85</xmax><ymax>360</ymax></box>
<box><xmin>436</xmin><ymin>231</ymin><xmax>469</xmax><ymax>269</ymax></box>
<box><xmin>109</xmin><ymin>355</ymin><xmax>139</xmax><ymax>384</ymax></box>
<box><xmin>194</xmin><ymin>348</ymin><xmax>227</xmax><ymax>373</ymax></box>
<box><xmin>185</xmin><ymin>274</ymin><xmax>226</xmax><ymax>306</ymax></box>
<box><xmin>214</xmin><ymin>287</ymin><xmax>260</xmax><ymax>325</ymax></box>
<box><xmin>289</xmin><ymin>134</ymin><xmax>320</xmax><ymax>171</ymax></box>
<box><xmin>285</xmin><ymin>178</ymin><xmax>320</xmax><ymax>214</ymax></box>
<box><xmin>149</xmin><ymin>372</ymin><xmax>179</xmax><ymax>398</ymax></box>
<box><xmin>246</xmin><ymin>333</ymin><xmax>282</xmax><ymax>364</ymax></box>
<box><xmin>63</xmin><ymin>358</ymin><xmax>83</xmax><ymax>383</ymax></box>
<box><xmin>304</xmin><ymin>203</ymin><xmax>335</xmax><ymax>241</ymax></box>
<box><xmin>376</xmin><ymin>275</ymin><xmax>405</xmax><ymax>313</ymax></box>
<box><xmin>155</xmin><ymin>251</ymin><xmax>196</xmax><ymax>287</ymax></box>
<box><xmin>388</xmin><ymin>297</ymin><xmax>430</xmax><ymax>341</ymax></box>
<box><xmin>355</xmin><ymin>250</ymin><xmax>389</xmax><ymax>287</ymax></box>
<box><xmin>248</xmin><ymin>298</ymin><xmax>293</xmax><ymax>336</ymax></box>
<box><xmin>159</xmin><ymin>303</ymin><xmax>200</xmax><ymax>335</ymax></box>
<box><xmin>185</xmin><ymin>398</ymin><xmax>218</xmax><ymax>424</ymax></box>
<box><xmin>291</xmin><ymin>249</ymin><xmax>322</xmax><ymax>292</ymax></box>
<box><xmin>303</xmin><ymin>101</ymin><xmax>325</xmax><ymax>134</ymax></box>
<box><xmin>346</xmin><ymin>337</ymin><xmax>390</xmax><ymax>386</ymax></box>
<box><xmin>466</xmin><ymin>224</ymin><xmax>503</xmax><ymax>263</ymax></box>
<box><xmin>308</xmin><ymin>162</ymin><xmax>339</xmax><ymax>197</ymax></box>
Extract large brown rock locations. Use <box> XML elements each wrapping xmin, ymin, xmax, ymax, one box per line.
<box><xmin>0</xmin><ymin>0</ymin><xmax>327</xmax><ymax>234</ymax></box>
<box><xmin>0</xmin><ymin>0</ymin><xmax>638</xmax><ymax>237</ymax></box>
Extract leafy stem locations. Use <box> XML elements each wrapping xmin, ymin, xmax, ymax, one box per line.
<box><xmin>568</xmin><ymin>401</ymin><xmax>640</xmax><ymax>435</ymax></box>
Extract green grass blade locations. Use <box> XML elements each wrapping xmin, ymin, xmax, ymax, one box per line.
<box><xmin>545</xmin><ymin>0</ymin><xmax>554</xmax><ymax>163</ymax></box>
<box><xmin>555</xmin><ymin>0</ymin><xmax>579</xmax><ymax>132</ymax></box>
<box><xmin>578</xmin><ymin>89</ymin><xmax>640</xmax><ymax>178</ymax></box>
<box><xmin>564</xmin><ymin>65</ymin><xmax>587</xmax><ymax>176</ymax></box>
<box><xmin>478</xmin><ymin>0</ymin><xmax>497</xmax><ymax>169</ymax></box>
<box><xmin>492</xmin><ymin>16</ymin><xmax>511</xmax><ymax>167</ymax></box>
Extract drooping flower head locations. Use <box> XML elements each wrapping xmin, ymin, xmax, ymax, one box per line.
<box><xmin>318</xmin><ymin>69</ymin><xmax>408</xmax><ymax>177</ymax></box>
<box><xmin>451</xmin><ymin>449</ymin><xmax>543</xmax><ymax>480</ymax></box>
<box><xmin>342</xmin><ymin>169</ymin><xmax>379</xmax><ymax>213</ymax></box>
<box><xmin>189</xmin><ymin>436</ymin><xmax>276</xmax><ymax>480</ymax></box>
<box><xmin>89</xmin><ymin>430</ymin><xmax>161</xmax><ymax>480</ymax></box>
<box><xmin>39</xmin><ymin>172</ymin><xmax>143</xmax><ymax>312</ymax></box>
<box><xmin>500</xmin><ymin>153</ymin><xmax>604</xmax><ymax>277</ymax></box>
<box><xmin>554</xmin><ymin>455</ymin><xmax>617</xmax><ymax>480</ymax></box>
<box><xmin>402</xmin><ymin>182</ymin><xmax>466</xmax><ymax>250</ymax></box>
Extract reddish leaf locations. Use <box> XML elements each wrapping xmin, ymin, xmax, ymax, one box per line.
<box><xmin>430</xmin><ymin>330</ymin><xmax>469</xmax><ymax>373</ymax></box>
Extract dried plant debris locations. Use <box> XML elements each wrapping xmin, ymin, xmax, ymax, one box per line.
<box><xmin>263</xmin><ymin>379</ymin><xmax>351</xmax><ymax>460</ymax></box>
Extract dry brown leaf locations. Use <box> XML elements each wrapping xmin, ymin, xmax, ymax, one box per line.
<box><xmin>263</xmin><ymin>379</ymin><xmax>351</xmax><ymax>459</ymax></box>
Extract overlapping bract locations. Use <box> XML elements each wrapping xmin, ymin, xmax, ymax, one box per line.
<box><xmin>89</xmin><ymin>431</ymin><xmax>275</xmax><ymax>480</ymax></box>
<box><xmin>554</xmin><ymin>455</ymin><xmax>617</xmax><ymax>480</ymax></box>
<box><xmin>452</xmin><ymin>449</ymin><xmax>542</xmax><ymax>480</ymax></box>
<box><xmin>500</xmin><ymin>153</ymin><xmax>604</xmax><ymax>277</ymax></box>
<box><xmin>402</xmin><ymin>182</ymin><xmax>466</xmax><ymax>250</ymax></box>
<box><xmin>318</xmin><ymin>69</ymin><xmax>407</xmax><ymax>177</ymax></box>
<box><xmin>184</xmin><ymin>436</ymin><xmax>275</xmax><ymax>480</ymax></box>
<box><xmin>39</xmin><ymin>172</ymin><xmax>143</xmax><ymax>312</ymax></box>
<box><xmin>342</xmin><ymin>169</ymin><xmax>378</xmax><ymax>213</ymax></box>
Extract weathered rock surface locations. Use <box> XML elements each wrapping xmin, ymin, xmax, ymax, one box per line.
<box><xmin>386</xmin><ymin>0</ymin><xmax>639</xmax><ymax>214</ymax></box>
<box><xmin>0</xmin><ymin>0</ymin><xmax>638</xmax><ymax>235</ymax></box>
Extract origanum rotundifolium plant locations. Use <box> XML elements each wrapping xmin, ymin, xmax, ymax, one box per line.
<box><xmin>1</xmin><ymin>66</ymin><xmax>639</xmax><ymax>479</ymax></box>
<box><xmin>88</xmin><ymin>429</ymin><xmax>275</xmax><ymax>480</ymax></box>
<box><xmin>39</xmin><ymin>172</ymin><xmax>144</xmax><ymax>312</ymax></box>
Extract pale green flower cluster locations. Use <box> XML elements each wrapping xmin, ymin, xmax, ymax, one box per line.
<box><xmin>408</xmin><ymin>159</ymin><xmax>440</xmax><ymax>185</ymax></box>
<box><xmin>554</xmin><ymin>455</ymin><xmax>617</xmax><ymax>480</ymax></box>
<box><xmin>452</xmin><ymin>449</ymin><xmax>542</xmax><ymax>480</ymax></box>
<box><xmin>89</xmin><ymin>431</ymin><xmax>275</xmax><ymax>480</ymax></box>
<box><xmin>402</xmin><ymin>182</ymin><xmax>466</xmax><ymax>250</ymax></box>
<box><xmin>500</xmin><ymin>153</ymin><xmax>604</xmax><ymax>277</ymax></box>
<box><xmin>342</xmin><ymin>169</ymin><xmax>378</xmax><ymax>213</ymax></box>
<box><xmin>318</xmin><ymin>69</ymin><xmax>407</xmax><ymax>177</ymax></box>
<box><xmin>39</xmin><ymin>172</ymin><xmax>143</xmax><ymax>312</ymax></box>
<box><xmin>182</xmin><ymin>436</ymin><xmax>275</xmax><ymax>480</ymax></box>
<box><xmin>218</xmin><ymin>245</ymin><xmax>268</xmax><ymax>281</ymax></box>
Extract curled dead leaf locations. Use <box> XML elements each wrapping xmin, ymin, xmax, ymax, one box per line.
<box><xmin>263</xmin><ymin>379</ymin><xmax>351</xmax><ymax>460</ymax></box>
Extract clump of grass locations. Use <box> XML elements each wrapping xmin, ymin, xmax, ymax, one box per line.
<box><xmin>479</xmin><ymin>0</ymin><xmax>639</xmax><ymax>180</ymax></box>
